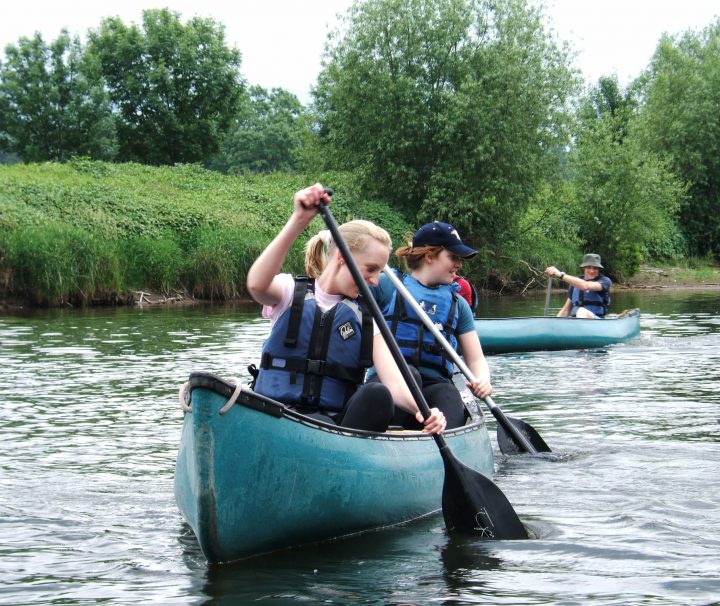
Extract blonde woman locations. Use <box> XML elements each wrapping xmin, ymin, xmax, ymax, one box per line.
<box><xmin>246</xmin><ymin>183</ymin><xmax>446</xmax><ymax>434</ymax></box>
<box><xmin>368</xmin><ymin>222</ymin><xmax>492</xmax><ymax>429</ymax></box>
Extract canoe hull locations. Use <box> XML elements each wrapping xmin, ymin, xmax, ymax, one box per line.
<box><xmin>475</xmin><ymin>309</ymin><xmax>641</xmax><ymax>354</ymax></box>
<box><xmin>174</xmin><ymin>372</ymin><xmax>494</xmax><ymax>563</ymax></box>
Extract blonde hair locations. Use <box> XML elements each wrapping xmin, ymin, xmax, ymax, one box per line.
<box><xmin>304</xmin><ymin>220</ymin><xmax>392</xmax><ymax>278</ymax></box>
<box><xmin>394</xmin><ymin>234</ymin><xmax>443</xmax><ymax>271</ymax></box>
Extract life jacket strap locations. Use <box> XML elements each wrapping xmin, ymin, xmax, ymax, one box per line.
<box><xmin>284</xmin><ymin>277</ymin><xmax>313</xmax><ymax>347</ymax></box>
<box><xmin>260</xmin><ymin>352</ymin><xmax>366</xmax><ymax>384</ymax></box>
<box><xmin>358</xmin><ymin>297</ymin><xmax>374</xmax><ymax>368</ymax></box>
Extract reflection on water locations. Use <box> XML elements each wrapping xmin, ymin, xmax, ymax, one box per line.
<box><xmin>1</xmin><ymin>289</ymin><xmax>719</xmax><ymax>605</ymax></box>
<box><xmin>194</xmin><ymin>522</ymin><xmax>505</xmax><ymax>605</ymax></box>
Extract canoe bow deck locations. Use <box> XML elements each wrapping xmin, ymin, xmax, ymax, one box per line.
<box><xmin>475</xmin><ymin>308</ymin><xmax>641</xmax><ymax>354</ymax></box>
<box><xmin>174</xmin><ymin>372</ymin><xmax>494</xmax><ymax>564</ymax></box>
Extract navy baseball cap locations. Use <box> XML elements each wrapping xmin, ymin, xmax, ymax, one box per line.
<box><xmin>412</xmin><ymin>222</ymin><xmax>476</xmax><ymax>258</ymax></box>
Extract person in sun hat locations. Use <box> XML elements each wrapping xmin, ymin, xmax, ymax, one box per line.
<box><xmin>544</xmin><ymin>253</ymin><xmax>612</xmax><ymax>318</ymax></box>
<box><xmin>366</xmin><ymin>221</ymin><xmax>492</xmax><ymax>430</ymax></box>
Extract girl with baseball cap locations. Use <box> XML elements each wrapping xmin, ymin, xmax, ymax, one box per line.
<box><xmin>368</xmin><ymin>222</ymin><xmax>492</xmax><ymax>429</ymax></box>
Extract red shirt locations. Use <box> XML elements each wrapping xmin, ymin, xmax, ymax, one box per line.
<box><xmin>454</xmin><ymin>276</ymin><xmax>473</xmax><ymax>308</ymax></box>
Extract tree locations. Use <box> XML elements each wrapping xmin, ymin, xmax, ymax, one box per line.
<box><xmin>314</xmin><ymin>0</ymin><xmax>578</xmax><ymax>254</ymax></box>
<box><xmin>569</xmin><ymin>78</ymin><xmax>685</xmax><ymax>278</ymax></box>
<box><xmin>207</xmin><ymin>85</ymin><xmax>310</xmax><ymax>173</ymax></box>
<box><xmin>577</xmin><ymin>76</ymin><xmax>639</xmax><ymax>143</ymax></box>
<box><xmin>636</xmin><ymin>19</ymin><xmax>720</xmax><ymax>258</ymax></box>
<box><xmin>0</xmin><ymin>31</ymin><xmax>117</xmax><ymax>162</ymax></box>
<box><xmin>86</xmin><ymin>8</ymin><xmax>245</xmax><ymax>165</ymax></box>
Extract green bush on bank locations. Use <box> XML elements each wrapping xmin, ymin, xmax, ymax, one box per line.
<box><xmin>5</xmin><ymin>223</ymin><xmax>122</xmax><ymax>305</ymax></box>
<box><xmin>0</xmin><ymin>160</ymin><xmax>415</xmax><ymax>305</ymax></box>
<box><xmin>3</xmin><ymin>160</ymin><xmax>714</xmax><ymax>307</ymax></box>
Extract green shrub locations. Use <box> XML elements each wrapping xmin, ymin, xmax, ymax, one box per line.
<box><xmin>184</xmin><ymin>226</ymin><xmax>267</xmax><ymax>299</ymax></box>
<box><xmin>122</xmin><ymin>237</ymin><xmax>184</xmax><ymax>293</ymax></box>
<box><xmin>5</xmin><ymin>223</ymin><xmax>121</xmax><ymax>305</ymax></box>
<box><xmin>0</xmin><ymin>162</ymin><xmax>417</xmax><ymax>304</ymax></box>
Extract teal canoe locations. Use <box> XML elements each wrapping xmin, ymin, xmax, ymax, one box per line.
<box><xmin>475</xmin><ymin>308</ymin><xmax>641</xmax><ymax>354</ymax></box>
<box><xmin>174</xmin><ymin>372</ymin><xmax>494</xmax><ymax>564</ymax></box>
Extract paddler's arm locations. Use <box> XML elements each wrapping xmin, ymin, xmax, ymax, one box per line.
<box><xmin>457</xmin><ymin>331</ymin><xmax>492</xmax><ymax>399</ymax></box>
<box><xmin>247</xmin><ymin>183</ymin><xmax>330</xmax><ymax>305</ymax></box>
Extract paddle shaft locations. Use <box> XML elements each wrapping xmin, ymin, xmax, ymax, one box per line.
<box><xmin>544</xmin><ymin>277</ymin><xmax>553</xmax><ymax>317</ymax></box>
<box><xmin>381</xmin><ymin>266</ymin><xmax>539</xmax><ymax>455</ymax></box>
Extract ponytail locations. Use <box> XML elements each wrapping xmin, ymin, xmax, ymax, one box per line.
<box><xmin>395</xmin><ymin>234</ymin><xmax>443</xmax><ymax>271</ymax></box>
<box><xmin>304</xmin><ymin>220</ymin><xmax>392</xmax><ymax>277</ymax></box>
<box><xmin>304</xmin><ymin>230</ymin><xmax>333</xmax><ymax>278</ymax></box>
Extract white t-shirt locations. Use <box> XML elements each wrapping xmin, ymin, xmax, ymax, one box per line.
<box><xmin>262</xmin><ymin>273</ymin><xmax>380</xmax><ymax>335</ymax></box>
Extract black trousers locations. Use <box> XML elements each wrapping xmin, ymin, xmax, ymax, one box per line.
<box><xmin>369</xmin><ymin>366</ymin><xmax>468</xmax><ymax>430</ymax></box>
<box><xmin>303</xmin><ymin>382</ymin><xmax>395</xmax><ymax>433</ymax></box>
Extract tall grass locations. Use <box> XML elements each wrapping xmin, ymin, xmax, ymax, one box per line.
<box><xmin>184</xmin><ymin>226</ymin><xmax>269</xmax><ymax>300</ymax></box>
<box><xmin>122</xmin><ymin>237</ymin><xmax>184</xmax><ymax>294</ymax></box>
<box><xmin>5</xmin><ymin>223</ymin><xmax>121</xmax><ymax>305</ymax></box>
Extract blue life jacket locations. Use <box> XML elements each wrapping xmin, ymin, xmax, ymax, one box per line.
<box><xmin>254</xmin><ymin>277</ymin><xmax>374</xmax><ymax>412</ymax></box>
<box><xmin>569</xmin><ymin>276</ymin><xmax>611</xmax><ymax>317</ymax></box>
<box><xmin>383</xmin><ymin>272</ymin><xmax>459</xmax><ymax>379</ymax></box>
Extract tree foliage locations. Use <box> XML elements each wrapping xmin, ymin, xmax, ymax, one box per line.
<box><xmin>636</xmin><ymin>19</ymin><xmax>720</xmax><ymax>258</ymax></box>
<box><xmin>86</xmin><ymin>8</ymin><xmax>245</xmax><ymax>165</ymax></box>
<box><xmin>0</xmin><ymin>31</ymin><xmax>117</xmax><ymax>162</ymax></box>
<box><xmin>314</xmin><ymin>0</ymin><xmax>578</xmax><ymax>255</ymax></box>
<box><xmin>207</xmin><ymin>85</ymin><xmax>310</xmax><ymax>173</ymax></box>
<box><xmin>570</xmin><ymin>77</ymin><xmax>685</xmax><ymax>278</ymax></box>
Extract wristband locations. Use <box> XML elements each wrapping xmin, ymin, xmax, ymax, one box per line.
<box><xmin>558</xmin><ymin>272</ymin><xmax>565</xmax><ymax>280</ymax></box>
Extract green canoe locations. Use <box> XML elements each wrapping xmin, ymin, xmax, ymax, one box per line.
<box><xmin>475</xmin><ymin>308</ymin><xmax>641</xmax><ymax>354</ymax></box>
<box><xmin>174</xmin><ymin>372</ymin><xmax>494</xmax><ymax>564</ymax></box>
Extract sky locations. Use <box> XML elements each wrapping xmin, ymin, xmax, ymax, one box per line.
<box><xmin>1</xmin><ymin>0</ymin><xmax>718</xmax><ymax>104</ymax></box>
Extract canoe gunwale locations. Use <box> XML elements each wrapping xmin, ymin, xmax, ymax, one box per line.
<box><xmin>186</xmin><ymin>371</ymin><xmax>487</xmax><ymax>442</ymax></box>
<box><xmin>474</xmin><ymin>308</ymin><xmax>640</xmax><ymax>322</ymax></box>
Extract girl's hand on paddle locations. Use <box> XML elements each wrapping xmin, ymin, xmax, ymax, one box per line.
<box><xmin>293</xmin><ymin>183</ymin><xmax>332</xmax><ymax>225</ymax></box>
<box><xmin>467</xmin><ymin>376</ymin><xmax>492</xmax><ymax>399</ymax></box>
<box><xmin>418</xmin><ymin>407</ymin><xmax>446</xmax><ymax>435</ymax></box>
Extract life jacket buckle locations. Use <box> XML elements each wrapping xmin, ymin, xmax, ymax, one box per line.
<box><xmin>305</xmin><ymin>359</ymin><xmax>326</xmax><ymax>375</ymax></box>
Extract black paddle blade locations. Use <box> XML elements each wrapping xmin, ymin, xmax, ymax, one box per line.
<box><xmin>440</xmin><ymin>447</ymin><xmax>528</xmax><ymax>540</ymax></box>
<box><xmin>497</xmin><ymin>417</ymin><xmax>551</xmax><ymax>455</ymax></box>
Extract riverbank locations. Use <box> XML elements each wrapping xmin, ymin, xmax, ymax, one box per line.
<box><xmin>2</xmin><ymin>263</ymin><xmax>718</xmax><ymax>313</ymax></box>
<box><xmin>618</xmin><ymin>263</ymin><xmax>720</xmax><ymax>289</ymax></box>
<box><xmin>3</xmin><ymin>161</ymin><xmax>718</xmax><ymax>310</ymax></box>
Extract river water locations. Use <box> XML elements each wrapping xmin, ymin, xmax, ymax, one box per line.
<box><xmin>1</xmin><ymin>288</ymin><xmax>719</xmax><ymax>605</ymax></box>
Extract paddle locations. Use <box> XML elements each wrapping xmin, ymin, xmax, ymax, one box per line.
<box><xmin>317</xmin><ymin>192</ymin><xmax>528</xmax><ymax>540</ymax></box>
<box><xmin>382</xmin><ymin>266</ymin><xmax>551</xmax><ymax>456</ymax></box>
<box><xmin>544</xmin><ymin>277</ymin><xmax>553</xmax><ymax>317</ymax></box>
